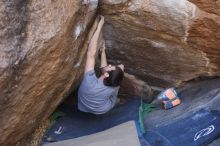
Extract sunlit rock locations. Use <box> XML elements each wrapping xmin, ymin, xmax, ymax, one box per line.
<box><xmin>0</xmin><ymin>0</ymin><xmax>97</xmax><ymax>145</ymax></box>
<box><xmin>100</xmin><ymin>0</ymin><xmax>220</xmax><ymax>87</ymax></box>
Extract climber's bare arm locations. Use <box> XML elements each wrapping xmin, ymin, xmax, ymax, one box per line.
<box><xmin>100</xmin><ymin>42</ymin><xmax>107</xmax><ymax>68</ymax></box>
<box><xmin>85</xmin><ymin>16</ymin><xmax>105</xmax><ymax>73</ymax></box>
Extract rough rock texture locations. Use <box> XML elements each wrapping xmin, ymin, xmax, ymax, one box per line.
<box><xmin>100</xmin><ymin>0</ymin><xmax>220</xmax><ymax>87</ymax></box>
<box><xmin>119</xmin><ymin>73</ymin><xmax>155</xmax><ymax>102</ymax></box>
<box><xmin>0</xmin><ymin>0</ymin><xmax>98</xmax><ymax>145</ymax></box>
<box><xmin>1</xmin><ymin>0</ymin><xmax>220</xmax><ymax>145</ymax></box>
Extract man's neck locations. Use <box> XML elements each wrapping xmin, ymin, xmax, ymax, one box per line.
<box><xmin>99</xmin><ymin>75</ymin><xmax>105</xmax><ymax>80</ymax></box>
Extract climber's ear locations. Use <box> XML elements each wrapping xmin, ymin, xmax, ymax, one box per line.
<box><xmin>104</xmin><ymin>72</ymin><xmax>109</xmax><ymax>78</ymax></box>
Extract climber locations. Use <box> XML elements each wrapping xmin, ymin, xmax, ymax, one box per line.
<box><xmin>77</xmin><ymin>16</ymin><xmax>124</xmax><ymax>115</ymax></box>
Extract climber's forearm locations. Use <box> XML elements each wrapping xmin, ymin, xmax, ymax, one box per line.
<box><xmin>101</xmin><ymin>49</ymin><xmax>107</xmax><ymax>67</ymax></box>
<box><xmin>87</xmin><ymin>22</ymin><xmax>103</xmax><ymax>57</ymax></box>
<box><xmin>85</xmin><ymin>16</ymin><xmax>104</xmax><ymax>73</ymax></box>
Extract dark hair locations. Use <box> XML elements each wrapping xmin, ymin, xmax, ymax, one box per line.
<box><xmin>103</xmin><ymin>66</ymin><xmax>124</xmax><ymax>87</ymax></box>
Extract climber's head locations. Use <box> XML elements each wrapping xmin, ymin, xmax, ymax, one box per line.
<box><xmin>101</xmin><ymin>64</ymin><xmax>124</xmax><ymax>87</ymax></box>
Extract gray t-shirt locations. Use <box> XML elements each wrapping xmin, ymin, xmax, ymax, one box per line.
<box><xmin>78</xmin><ymin>70</ymin><xmax>120</xmax><ymax>114</ymax></box>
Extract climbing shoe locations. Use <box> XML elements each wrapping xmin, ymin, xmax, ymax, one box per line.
<box><xmin>157</xmin><ymin>88</ymin><xmax>181</xmax><ymax>109</ymax></box>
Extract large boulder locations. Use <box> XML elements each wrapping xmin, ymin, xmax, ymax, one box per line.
<box><xmin>100</xmin><ymin>0</ymin><xmax>220</xmax><ymax>87</ymax></box>
<box><xmin>0</xmin><ymin>0</ymin><xmax>98</xmax><ymax>145</ymax></box>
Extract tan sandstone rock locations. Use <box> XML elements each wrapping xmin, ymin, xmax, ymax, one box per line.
<box><xmin>119</xmin><ymin>73</ymin><xmax>154</xmax><ymax>102</ymax></box>
<box><xmin>0</xmin><ymin>0</ymin><xmax>98</xmax><ymax>145</ymax></box>
<box><xmin>1</xmin><ymin>0</ymin><xmax>220</xmax><ymax>145</ymax></box>
<box><xmin>100</xmin><ymin>0</ymin><xmax>220</xmax><ymax>87</ymax></box>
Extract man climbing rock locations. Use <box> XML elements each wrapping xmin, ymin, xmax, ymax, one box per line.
<box><xmin>77</xmin><ymin>16</ymin><xmax>124</xmax><ymax>114</ymax></box>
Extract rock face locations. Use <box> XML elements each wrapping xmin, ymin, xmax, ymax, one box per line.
<box><xmin>0</xmin><ymin>0</ymin><xmax>98</xmax><ymax>145</ymax></box>
<box><xmin>100</xmin><ymin>0</ymin><xmax>220</xmax><ymax>87</ymax></box>
<box><xmin>119</xmin><ymin>73</ymin><xmax>154</xmax><ymax>102</ymax></box>
<box><xmin>1</xmin><ymin>0</ymin><xmax>220</xmax><ymax>145</ymax></box>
